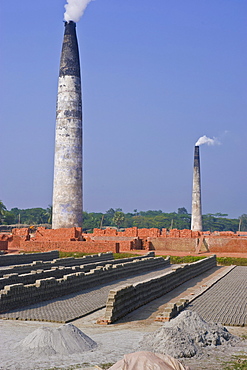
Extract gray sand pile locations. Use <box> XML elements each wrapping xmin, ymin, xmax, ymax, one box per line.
<box><xmin>17</xmin><ymin>323</ymin><xmax>97</xmax><ymax>356</ymax></box>
<box><xmin>139</xmin><ymin>310</ymin><xmax>237</xmax><ymax>359</ymax></box>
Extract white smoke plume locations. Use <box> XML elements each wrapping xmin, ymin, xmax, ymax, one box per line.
<box><xmin>195</xmin><ymin>135</ymin><xmax>220</xmax><ymax>146</ymax></box>
<box><xmin>64</xmin><ymin>0</ymin><xmax>94</xmax><ymax>23</ymax></box>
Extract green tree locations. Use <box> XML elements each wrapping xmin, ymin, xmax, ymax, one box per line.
<box><xmin>106</xmin><ymin>208</ymin><xmax>115</xmax><ymax>217</ymax></box>
<box><xmin>45</xmin><ymin>205</ymin><xmax>52</xmax><ymax>224</ymax></box>
<box><xmin>104</xmin><ymin>208</ymin><xmax>115</xmax><ymax>226</ymax></box>
<box><xmin>202</xmin><ymin>214</ymin><xmax>238</xmax><ymax>232</ymax></box>
<box><xmin>0</xmin><ymin>201</ymin><xmax>7</xmax><ymax>224</ymax></box>
<box><xmin>9</xmin><ymin>207</ymin><xmax>49</xmax><ymax>225</ymax></box>
<box><xmin>113</xmin><ymin>211</ymin><xmax>125</xmax><ymax>230</ymax></box>
<box><xmin>82</xmin><ymin>211</ymin><xmax>104</xmax><ymax>232</ymax></box>
<box><xmin>178</xmin><ymin>207</ymin><xmax>188</xmax><ymax>215</ymax></box>
<box><xmin>3</xmin><ymin>211</ymin><xmax>15</xmax><ymax>225</ymax></box>
<box><xmin>133</xmin><ymin>209</ymin><xmax>138</xmax><ymax>216</ymax></box>
<box><xmin>122</xmin><ymin>213</ymin><xmax>134</xmax><ymax>228</ymax></box>
<box><xmin>2</xmin><ymin>205</ymin><xmax>242</xmax><ymax>232</ymax></box>
<box><xmin>176</xmin><ymin>213</ymin><xmax>191</xmax><ymax>229</ymax></box>
<box><xmin>239</xmin><ymin>214</ymin><xmax>247</xmax><ymax>231</ymax></box>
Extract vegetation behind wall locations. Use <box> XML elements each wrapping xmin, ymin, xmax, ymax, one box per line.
<box><xmin>0</xmin><ymin>201</ymin><xmax>246</xmax><ymax>232</ymax></box>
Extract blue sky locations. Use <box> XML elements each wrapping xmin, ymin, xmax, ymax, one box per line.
<box><xmin>1</xmin><ymin>0</ymin><xmax>246</xmax><ymax>218</ymax></box>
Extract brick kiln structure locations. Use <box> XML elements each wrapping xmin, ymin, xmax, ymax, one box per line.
<box><xmin>1</xmin><ymin>227</ymin><xmax>247</xmax><ymax>255</ymax></box>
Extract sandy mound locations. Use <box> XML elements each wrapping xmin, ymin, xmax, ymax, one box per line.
<box><xmin>108</xmin><ymin>351</ymin><xmax>190</xmax><ymax>370</ymax></box>
<box><xmin>139</xmin><ymin>310</ymin><xmax>236</xmax><ymax>358</ymax></box>
<box><xmin>17</xmin><ymin>323</ymin><xmax>97</xmax><ymax>356</ymax></box>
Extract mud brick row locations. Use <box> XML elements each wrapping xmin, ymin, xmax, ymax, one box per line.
<box><xmin>0</xmin><ymin>255</ymin><xmax>169</xmax><ymax>313</ymax></box>
<box><xmin>0</xmin><ymin>250</ymin><xmax>59</xmax><ymax>267</ymax></box>
<box><xmin>0</xmin><ymin>252</ymin><xmax>154</xmax><ymax>284</ymax></box>
<box><xmin>187</xmin><ymin>266</ymin><xmax>247</xmax><ymax>326</ymax></box>
<box><xmin>0</xmin><ymin>252</ymin><xmax>114</xmax><ymax>277</ymax></box>
<box><xmin>156</xmin><ymin>299</ymin><xmax>189</xmax><ymax>322</ymax></box>
<box><xmin>101</xmin><ymin>255</ymin><xmax>216</xmax><ymax>324</ymax></box>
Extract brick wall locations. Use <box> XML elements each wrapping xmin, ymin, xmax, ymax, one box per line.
<box><xmin>90</xmin><ymin>236</ymin><xmax>142</xmax><ymax>251</ymax></box>
<box><xmin>205</xmin><ymin>237</ymin><xmax>247</xmax><ymax>253</ymax></box>
<box><xmin>147</xmin><ymin>238</ymin><xmax>197</xmax><ymax>252</ymax></box>
<box><xmin>147</xmin><ymin>236</ymin><xmax>247</xmax><ymax>253</ymax></box>
<box><xmin>0</xmin><ymin>241</ymin><xmax>8</xmax><ymax>250</ymax></box>
<box><xmin>20</xmin><ymin>240</ymin><xmax>119</xmax><ymax>254</ymax></box>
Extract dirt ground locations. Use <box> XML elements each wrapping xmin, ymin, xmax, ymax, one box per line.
<box><xmin>0</xmin><ymin>266</ymin><xmax>246</xmax><ymax>370</ymax></box>
<box><xmin>0</xmin><ymin>306</ymin><xmax>246</xmax><ymax>370</ymax></box>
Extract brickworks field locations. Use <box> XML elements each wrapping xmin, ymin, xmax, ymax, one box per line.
<box><xmin>0</xmin><ymin>250</ymin><xmax>246</xmax><ymax>370</ymax></box>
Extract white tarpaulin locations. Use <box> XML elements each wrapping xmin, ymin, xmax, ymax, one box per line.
<box><xmin>109</xmin><ymin>351</ymin><xmax>190</xmax><ymax>370</ymax></box>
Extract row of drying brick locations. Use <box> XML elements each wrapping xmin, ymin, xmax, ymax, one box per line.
<box><xmin>100</xmin><ymin>255</ymin><xmax>216</xmax><ymax>324</ymax></box>
<box><xmin>187</xmin><ymin>266</ymin><xmax>247</xmax><ymax>326</ymax></box>
<box><xmin>155</xmin><ymin>298</ymin><xmax>190</xmax><ymax>322</ymax></box>
<box><xmin>156</xmin><ymin>265</ymin><xmax>236</xmax><ymax>322</ymax></box>
<box><xmin>0</xmin><ymin>256</ymin><xmax>169</xmax><ymax>313</ymax></box>
<box><xmin>0</xmin><ymin>250</ymin><xmax>59</xmax><ymax>267</ymax></box>
<box><xmin>0</xmin><ymin>252</ymin><xmax>114</xmax><ymax>277</ymax></box>
<box><xmin>0</xmin><ymin>265</ymin><xmax>87</xmax><ymax>290</ymax></box>
<box><xmin>0</xmin><ymin>252</ymin><xmax>155</xmax><ymax>290</ymax></box>
<box><xmin>0</xmin><ymin>266</ymin><xmax>174</xmax><ymax>323</ymax></box>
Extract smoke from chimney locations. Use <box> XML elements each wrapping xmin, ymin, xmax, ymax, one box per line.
<box><xmin>64</xmin><ymin>0</ymin><xmax>94</xmax><ymax>23</ymax></box>
<box><xmin>195</xmin><ymin>135</ymin><xmax>220</xmax><ymax>147</ymax></box>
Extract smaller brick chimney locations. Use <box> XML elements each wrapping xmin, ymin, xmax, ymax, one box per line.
<box><xmin>191</xmin><ymin>145</ymin><xmax>202</xmax><ymax>231</ymax></box>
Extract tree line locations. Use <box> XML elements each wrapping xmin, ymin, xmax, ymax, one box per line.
<box><xmin>0</xmin><ymin>201</ymin><xmax>246</xmax><ymax>232</ymax></box>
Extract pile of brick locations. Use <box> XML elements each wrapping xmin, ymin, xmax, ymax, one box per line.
<box><xmin>33</xmin><ymin>227</ymin><xmax>83</xmax><ymax>241</ymax></box>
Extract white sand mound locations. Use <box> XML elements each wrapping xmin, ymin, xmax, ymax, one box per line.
<box><xmin>18</xmin><ymin>323</ymin><xmax>97</xmax><ymax>356</ymax></box>
<box><xmin>139</xmin><ymin>310</ymin><xmax>235</xmax><ymax>359</ymax></box>
<box><xmin>108</xmin><ymin>351</ymin><xmax>190</xmax><ymax>370</ymax></box>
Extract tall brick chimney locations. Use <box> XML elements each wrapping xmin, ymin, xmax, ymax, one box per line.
<box><xmin>191</xmin><ymin>146</ymin><xmax>202</xmax><ymax>231</ymax></box>
<box><xmin>52</xmin><ymin>21</ymin><xmax>83</xmax><ymax>229</ymax></box>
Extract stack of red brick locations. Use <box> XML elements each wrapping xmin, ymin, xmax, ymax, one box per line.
<box><xmin>33</xmin><ymin>227</ymin><xmax>83</xmax><ymax>241</ymax></box>
<box><xmin>1</xmin><ymin>226</ymin><xmax>246</xmax><ymax>254</ymax></box>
